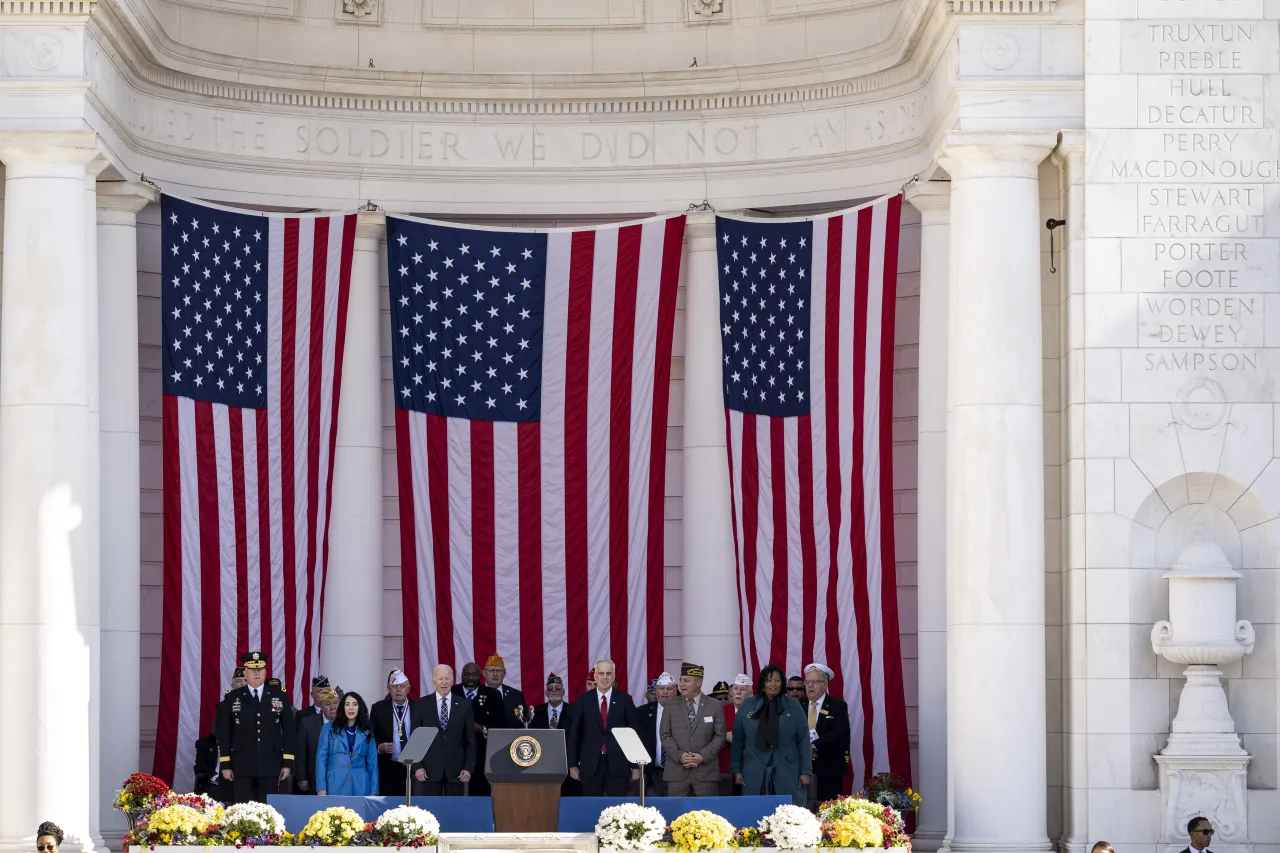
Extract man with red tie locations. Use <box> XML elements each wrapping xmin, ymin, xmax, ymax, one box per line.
<box><xmin>566</xmin><ymin>658</ymin><xmax>641</xmax><ymax>796</ymax></box>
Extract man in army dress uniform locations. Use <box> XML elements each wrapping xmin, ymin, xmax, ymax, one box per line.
<box><xmin>216</xmin><ymin>651</ymin><xmax>296</xmax><ymax>803</ymax></box>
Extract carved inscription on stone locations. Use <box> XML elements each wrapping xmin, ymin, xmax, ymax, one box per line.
<box><xmin>1105</xmin><ymin>1</ymin><xmax>1280</xmax><ymax>400</ymax></box>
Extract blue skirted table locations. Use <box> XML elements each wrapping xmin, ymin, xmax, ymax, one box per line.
<box><xmin>267</xmin><ymin>794</ymin><xmax>793</xmax><ymax>833</ymax></box>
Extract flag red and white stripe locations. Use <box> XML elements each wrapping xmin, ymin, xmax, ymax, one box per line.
<box><xmin>721</xmin><ymin>196</ymin><xmax>911</xmax><ymax>787</ymax></box>
<box><xmin>153</xmin><ymin>197</ymin><xmax>356</xmax><ymax>790</ymax></box>
<box><xmin>393</xmin><ymin>215</ymin><xmax>685</xmax><ymax>704</ymax></box>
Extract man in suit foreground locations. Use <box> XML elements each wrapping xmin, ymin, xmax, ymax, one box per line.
<box><xmin>294</xmin><ymin>687</ymin><xmax>341</xmax><ymax>794</ymax></box>
<box><xmin>800</xmin><ymin>662</ymin><xmax>851</xmax><ymax>804</ymax></box>
<box><xmin>660</xmin><ymin>661</ymin><xmax>726</xmax><ymax>796</ymax></box>
<box><xmin>567</xmin><ymin>658</ymin><xmax>641</xmax><ymax>796</ymax></box>
<box><xmin>413</xmin><ymin>664</ymin><xmax>475</xmax><ymax>795</ymax></box>
<box><xmin>637</xmin><ymin>672</ymin><xmax>678</xmax><ymax>795</ymax></box>
<box><xmin>371</xmin><ymin>669</ymin><xmax>416</xmax><ymax>797</ymax></box>
<box><xmin>1184</xmin><ymin>817</ymin><xmax>1215</xmax><ymax>853</ymax></box>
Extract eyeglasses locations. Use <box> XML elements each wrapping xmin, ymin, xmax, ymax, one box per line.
<box><xmin>37</xmin><ymin>845</ymin><xmax>56</xmax><ymax>851</ymax></box>
<box><xmin>787</xmin><ymin>685</ymin><xmax>804</xmax><ymax>692</ymax></box>
<box><xmin>1194</xmin><ymin>829</ymin><xmax>1215</xmax><ymax>836</ymax></box>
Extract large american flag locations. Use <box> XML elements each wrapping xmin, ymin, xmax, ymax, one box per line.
<box><xmin>152</xmin><ymin>195</ymin><xmax>356</xmax><ymax>789</ymax></box>
<box><xmin>717</xmin><ymin>195</ymin><xmax>911</xmax><ymax>786</ymax></box>
<box><xmin>390</xmin><ymin>214</ymin><xmax>684</xmax><ymax>703</ymax></box>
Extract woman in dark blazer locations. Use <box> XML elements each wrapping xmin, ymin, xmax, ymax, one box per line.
<box><xmin>729</xmin><ymin>663</ymin><xmax>812</xmax><ymax>805</ymax></box>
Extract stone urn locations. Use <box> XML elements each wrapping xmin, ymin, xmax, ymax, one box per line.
<box><xmin>1150</xmin><ymin>537</ymin><xmax>1254</xmax><ymax>852</ymax></box>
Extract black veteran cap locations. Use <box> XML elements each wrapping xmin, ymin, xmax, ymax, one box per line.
<box><xmin>711</xmin><ymin>680</ymin><xmax>730</xmax><ymax>698</ymax></box>
<box><xmin>680</xmin><ymin>661</ymin><xmax>705</xmax><ymax>678</ymax></box>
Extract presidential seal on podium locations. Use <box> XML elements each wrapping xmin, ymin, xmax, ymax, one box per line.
<box><xmin>509</xmin><ymin>734</ymin><xmax>542</xmax><ymax>767</ymax></box>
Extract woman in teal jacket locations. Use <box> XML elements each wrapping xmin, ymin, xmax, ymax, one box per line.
<box><xmin>729</xmin><ymin>664</ymin><xmax>812</xmax><ymax>806</ymax></box>
<box><xmin>316</xmin><ymin>692</ymin><xmax>379</xmax><ymax>796</ymax></box>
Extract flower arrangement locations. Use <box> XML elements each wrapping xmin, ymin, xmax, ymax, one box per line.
<box><xmin>596</xmin><ymin>803</ymin><xmax>667</xmax><ymax>851</ymax></box>
<box><xmin>826</xmin><ymin>813</ymin><xmax>882</xmax><ymax>849</ymax></box>
<box><xmin>758</xmin><ymin>805</ymin><xmax>822</xmax><ymax>850</ymax></box>
<box><xmin>863</xmin><ymin>773</ymin><xmax>921</xmax><ymax>815</ymax></box>
<box><xmin>669</xmin><ymin>811</ymin><xmax>734</xmax><ymax>852</ymax></box>
<box><xmin>221</xmin><ymin>802</ymin><xmax>288</xmax><ymax>844</ymax></box>
<box><xmin>818</xmin><ymin>796</ymin><xmax>909</xmax><ymax>850</ymax></box>
<box><xmin>297</xmin><ymin>807</ymin><xmax>365</xmax><ymax>847</ymax></box>
<box><xmin>113</xmin><ymin>773</ymin><xmax>170</xmax><ymax>815</ymax></box>
<box><xmin>132</xmin><ymin>803</ymin><xmax>222</xmax><ymax>847</ymax></box>
<box><xmin>371</xmin><ymin>806</ymin><xmax>440</xmax><ymax>846</ymax></box>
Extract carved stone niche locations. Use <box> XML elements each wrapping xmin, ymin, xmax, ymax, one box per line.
<box><xmin>689</xmin><ymin>0</ymin><xmax>725</xmax><ymax>17</ymax></box>
<box><xmin>1150</xmin><ymin>538</ymin><xmax>1254</xmax><ymax>853</ymax></box>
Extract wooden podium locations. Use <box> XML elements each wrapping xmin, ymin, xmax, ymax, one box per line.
<box><xmin>484</xmin><ymin>729</ymin><xmax>568</xmax><ymax>832</ymax></box>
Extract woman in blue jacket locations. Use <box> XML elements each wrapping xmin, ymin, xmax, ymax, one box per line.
<box><xmin>729</xmin><ymin>663</ymin><xmax>812</xmax><ymax>806</ymax></box>
<box><xmin>316</xmin><ymin>691</ymin><xmax>379</xmax><ymax>796</ymax></box>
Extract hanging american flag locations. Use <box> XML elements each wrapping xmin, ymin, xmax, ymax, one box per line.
<box><xmin>152</xmin><ymin>195</ymin><xmax>356</xmax><ymax>789</ymax></box>
<box><xmin>717</xmin><ymin>195</ymin><xmax>911</xmax><ymax>787</ymax></box>
<box><xmin>390</xmin><ymin>214</ymin><xmax>684</xmax><ymax>704</ymax></box>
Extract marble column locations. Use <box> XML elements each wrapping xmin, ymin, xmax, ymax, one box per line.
<box><xmin>905</xmin><ymin>180</ymin><xmax>951</xmax><ymax>853</ymax></box>
<box><xmin>97</xmin><ymin>182</ymin><xmax>155</xmax><ymax>844</ymax></box>
<box><xmin>939</xmin><ymin>132</ymin><xmax>1056</xmax><ymax>853</ymax></box>
<box><xmin>321</xmin><ymin>212</ymin><xmax>384</xmax><ymax>699</ymax></box>
<box><xmin>680</xmin><ymin>210</ymin><xmax>742</xmax><ymax>680</ymax></box>
<box><xmin>0</xmin><ymin>132</ymin><xmax>103</xmax><ymax>853</ymax></box>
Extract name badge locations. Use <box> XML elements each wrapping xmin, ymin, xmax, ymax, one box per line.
<box><xmin>703</xmin><ymin>716</ymin><xmax>714</xmax><ymax>723</ymax></box>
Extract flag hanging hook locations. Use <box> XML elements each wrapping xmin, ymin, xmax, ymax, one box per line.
<box><xmin>686</xmin><ymin>199</ymin><xmax>715</xmax><ymax>212</ymax></box>
<box><xmin>900</xmin><ymin>174</ymin><xmax>920</xmax><ymax>194</ymax></box>
<box><xmin>1046</xmin><ymin>218</ymin><xmax>1066</xmax><ymax>273</ymax></box>
<box><xmin>358</xmin><ymin>200</ymin><xmax>384</xmax><ymax>212</ymax></box>
<box><xmin>139</xmin><ymin>174</ymin><xmax>161</xmax><ymax>191</ymax></box>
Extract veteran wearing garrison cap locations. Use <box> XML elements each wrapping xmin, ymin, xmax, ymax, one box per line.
<box><xmin>531</xmin><ymin>673</ymin><xmax>581</xmax><ymax>796</ymax></box>
<box><xmin>659</xmin><ymin>662</ymin><xmax>726</xmax><ymax>796</ymax></box>
<box><xmin>638</xmin><ymin>672</ymin><xmax>679</xmax><ymax>795</ymax></box>
<box><xmin>215</xmin><ymin>651</ymin><xmax>296</xmax><ymax>804</ymax></box>
<box><xmin>372</xmin><ymin>669</ymin><xmax>415</xmax><ymax>797</ymax></box>
<box><xmin>800</xmin><ymin>662</ymin><xmax>851</xmax><ymax>804</ymax></box>
<box><xmin>483</xmin><ymin>654</ymin><xmax>527</xmax><ymax>728</ymax></box>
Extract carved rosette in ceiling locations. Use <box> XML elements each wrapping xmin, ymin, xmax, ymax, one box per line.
<box><xmin>691</xmin><ymin>0</ymin><xmax>724</xmax><ymax>15</ymax></box>
<box><xmin>342</xmin><ymin>0</ymin><xmax>373</xmax><ymax>15</ymax></box>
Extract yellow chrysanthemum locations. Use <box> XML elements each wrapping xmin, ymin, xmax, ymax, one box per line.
<box><xmin>670</xmin><ymin>810</ymin><xmax>734</xmax><ymax>852</ymax></box>
<box><xmin>829</xmin><ymin>812</ymin><xmax>883</xmax><ymax>849</ymax></box>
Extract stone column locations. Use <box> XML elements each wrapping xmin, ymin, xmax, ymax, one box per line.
<box><xmin>905</xmin><ymin>180</ymin><xmax>951</xmax><ymax>853</ymax></box>
<box><xmin>0</xmin><ymin>132</ymin><xmax>102</xmax><ymax>853</ymax></box>
<box><xmin>939</xmin><ymin>132</ymin><xmax>1057</xmax><ymax>853</ymax></box>
<box><xmin>680</xmin><ymin>210</ymin><xmax>741</xmax><ymax>680</ymax></box>
<box><xmin>321</xmin><ymin>212</ymin><xmax>384</xmax><ymax>699</ymax></box>
<box><xmin>97</xmin><ymin>182</ymin><xmax>155</xmax><ymax>844</ymax></box>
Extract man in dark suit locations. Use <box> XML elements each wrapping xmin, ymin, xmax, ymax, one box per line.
<box><xmin>215</xmin><ymin>650</ymin><xmax>296</xmax><ymax>803</ymax></box>
<box><xmin>567</xmin><ymin>658</ymin><xmax>641</xmax><ymax>796</ymax></box>
<box><xmin>660</xmin><ymin>662</ymin><xmax>726</xmax><ymax>796</ymax></box>
<box><xmin>294</xmin><ymin>675</ymin><xmax>331</xmax><ymax>731</ymax></box>
<box><xmin>637</xmin><ymin>673</ymin><xmax>678</xmax><ymax>795</ymax></box>
<box><xmin>484</xmin><ymin>654</ymin><xmax>527</xmax><ymax>726</ymax></box>
<box><xmin>412</xmin><ymin>665</ymin><xmax>475</xmax><ymax>795</ymax></box>
<box><xmin>453</xmin><ymin>661</ymin><xmax>506</xmax><ymax>796</ymax></box>
<box><xmin>1183</xmin><ymin>816</ymin><xmax>1215</xmax><ymax>853</ymax></box>
<box><xmin>371</xmin><ymin>669</ymin><xmax>416</xmax><ymax>797</ymax></box>
<box><xmin>800</xmin><ymin>663</ymin><xmax>851</xmax><ymax>804</ymax></box>
<box><xmin>531</xmin><ymin>673</ymin><xmax>580</xmax><ymax>796</ymax></box>
<box><xmin>294</xmin><ymin>686</ymin><xmax>340</xmax><ymax>794</ymax></box>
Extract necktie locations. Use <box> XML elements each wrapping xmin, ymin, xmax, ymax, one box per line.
<box><xmin>253</xmin><ymin>688</ymin><xmax>260</xmax><ymax>703</ymax></box>
<box><xmin>550</xmin><ymin>707</ymin><xmax>559</xmax><ymax>729</ymax></box>
<box><xmin>688</xmin><ymin>698</ymin><xmax>697</xmax><ymax>734</ymax></box>
<box><xmin>392</xmin><ymin>703</ymin><xmax>407</xmax><ymax>761</ymax></box>
<box><xmin>600</xmin><ymin>695</ymin><xmax>609</xmax><ymax>753</ymax></box>
<box><xmin>808</xmin><ymin>700</ymin><xmax>818</xmax><ymax>730</ymax></box>
<box><xmin>656</xmin><ymin>706</ymin><xmax>664</xmax><ymax>765</ymax></box>
<box><xmin>440</xmin><ymin>697</ymin><xmax>449</xmax><ymax>730</ymax></box>
<box><xmin>467</xmin><ymin>690</ymin><xmax>476</xmax><ymax>701</ymax></box>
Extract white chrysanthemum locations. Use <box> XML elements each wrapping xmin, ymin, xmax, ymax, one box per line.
<box><xmin>759</xmin><ymin>804</ymin><xmax>822</xmax><ymax>850</ymax></box>
<box><xmin>375</xmin><ymin>805</ymin><xmax>441</xmax><ymax>844</ymax></box>
<box><xmin>595</xmin><ymin>803</ymin><xmax>666</xmax><ymax>851</ymax></box>
<box><xmin>222</xmin><ymin>802</ymin><xmax>286</xmax><ymax>838</ymax></box>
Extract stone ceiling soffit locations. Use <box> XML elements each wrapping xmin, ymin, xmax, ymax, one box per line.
<box><xmin>0</xmin><ymin>0</ymin><xmax>96</xmax><ymax>18</ymax></box>
<box><xmin>94</xmin><ymin>0</ymin><xmax>961</xmax><ymax>111</ymax></box>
